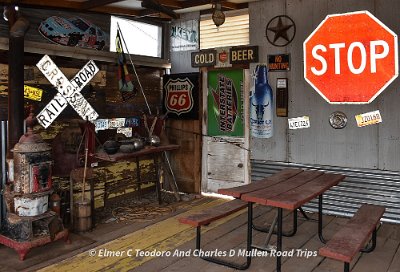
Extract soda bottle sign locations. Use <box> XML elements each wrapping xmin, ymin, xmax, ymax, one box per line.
<box><xmin>250</xmin><ymin>64</ymin><xmax>273</xmax><ymax>138</ymax></box>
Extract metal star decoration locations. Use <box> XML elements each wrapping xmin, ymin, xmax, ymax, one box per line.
<box><xmin>266</xmin><ymin>15</ymin><xmax>296</xmax><ymax>47</ymax></box>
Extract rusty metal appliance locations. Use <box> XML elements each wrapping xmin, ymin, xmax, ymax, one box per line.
<box><xmin>0</xmin><ymin>109</ymin><xmax>69</xmax><ymax>260</ymax></box>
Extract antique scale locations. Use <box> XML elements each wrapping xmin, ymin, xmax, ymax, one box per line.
<box><xmin>0</xmin><ymin>108</ymin><xmax>69</xmax><ymax>260</ymax></box>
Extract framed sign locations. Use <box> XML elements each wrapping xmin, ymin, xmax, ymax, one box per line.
<box><xmin>208</xmin><ymin>69</ymin><xmax>244</xmax><ymax>136</ymax></box>
<box><xmin>268</xmin><ymin>54</ymin><xmax>290</xmax><ymax>71</ymax></box>
<box><xmin>163</xmin><ymin>73</ymin><xmax>199</xmax><ymax>119</ymax></box>
<box><xmin>170</xmin><ymin>20</ymin><xmax>199</xmax><ymax>52</ymax></box>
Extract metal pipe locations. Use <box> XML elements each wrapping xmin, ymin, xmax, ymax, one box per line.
<box><xmin>1</xmin><ymin>121</ymin><xmax>6</xmax><ymax>225</ymax></box>
<box><xmin>7</xmin><ymin>16</ymin><xmax>29</xmax><ymax>158</ymax></box>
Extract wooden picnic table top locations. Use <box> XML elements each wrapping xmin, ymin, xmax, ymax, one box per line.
<box><xmin>218</xmin><ymin>168</ymin><xmax>345</xmax><ymax>211</ymax></box>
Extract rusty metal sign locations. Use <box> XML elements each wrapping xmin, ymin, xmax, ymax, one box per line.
<box><xmin>36</xmin><ymin>55</ymin><xmax>99</xmax><ymax>128</ymax></box>
<box><xmin>24</xmin><ymin>85</ymin><xmax>43</xmax><ymax>101</ymax></box>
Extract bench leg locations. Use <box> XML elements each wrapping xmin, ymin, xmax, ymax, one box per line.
<box><xmin>318</xmin><ymin>194</ymin><xmax>327</xmax><ymax>244</ymax></box>
<box><xmin>253</xmin><ymin>208</ymin><xmax>298</xmax><ymax>237</ymax></box>
<box><xmin>195</xmin><ymin>202</ymin><xmax>253</xmax><ymax>270</ymax></box>
<box><xmin>344</xmin><ymin>262</ymin><xmax>350</xmax><ymax>272</ymax></box>
<box><xmin>361</xmin><ymin>227</ymin><xmax>377</xmax><ymax>253</ymax></box>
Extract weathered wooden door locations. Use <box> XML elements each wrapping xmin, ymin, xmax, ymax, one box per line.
<box><xmin>201</xmin><ymin>68</ymin><xmax>250</xmax><ymax>193</ymax></box>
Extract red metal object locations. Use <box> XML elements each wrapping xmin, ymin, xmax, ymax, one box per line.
<box><xmin>0</xmin><ymin>229</ymin><xmax>69</xmax><ymax>261</ymax></box>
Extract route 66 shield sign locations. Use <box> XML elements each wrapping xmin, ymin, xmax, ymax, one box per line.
<box><xmin>163</xmin><ymin>73</ymin><xmax>199</xmax><ymax>119</ymax></box>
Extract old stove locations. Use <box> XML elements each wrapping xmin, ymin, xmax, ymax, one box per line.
<box><xmin>0</xmin><ymin>110</ymin><xmax>69</xmax><ymax>260</ymax></box>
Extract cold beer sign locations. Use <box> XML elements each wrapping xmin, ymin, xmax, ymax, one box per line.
<box><xmin>304</xmin><ymin>11</ymin><xmax>398</xmax><ymax>104</ymax></box>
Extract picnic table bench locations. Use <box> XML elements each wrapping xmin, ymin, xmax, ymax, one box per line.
<box><xmin>319</xmin><ymin>204</ymin><xmax>385</xmax><ymax>272</ymax></box>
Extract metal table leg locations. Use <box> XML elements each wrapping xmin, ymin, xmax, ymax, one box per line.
<box><xmin>277</xmin><ymin>208</ymin><xmax>283</xmax><ymax>272</ymax></box>
<box><xmin>253</xmin><ymin>208</ymin><xmax>298</xmax><ymax>237</ymax></box>
<box><xmin>195</xmin><ymin>202</ymin><xmax>253</xmax><ymax>270</ymax></box>
<box><xmin>318</xmin><ymin>194</ymin><xmax>326</xmax><ymax>244</ymax></box>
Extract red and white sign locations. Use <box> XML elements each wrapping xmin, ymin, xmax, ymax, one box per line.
<box><xmin>304</xmin><ymin>11</ymin><xmax>398</xmax><ymax>104</ymax></box>
<box><xmin>164</xmin><ymin>78</ymin><xmax>194</xmax><ymax>115</ymax></box>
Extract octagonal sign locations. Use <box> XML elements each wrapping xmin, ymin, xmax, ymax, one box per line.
<box><xmin>304</xmin><ymin>11</ymin><xmax>398</xmax><ymax>104</ymax></box>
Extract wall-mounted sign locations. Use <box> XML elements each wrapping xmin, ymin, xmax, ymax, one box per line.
<box><xmin>117</xmin><ymin>127</ymin><xmax>133</xmax><ymax>137</ymax></box>
<box><xmin>38</xmin><ymin>16</ymin><xmax>109</xmax><ymax>50</ymax></box>
<box><xmin>230</xmin><ymin>46</ymin><xmax>259</xmax><ymax>64</ymax></box>
<box><xmin>163</xmin><ymin>73</ymin><xmax>199</xmax><ymax>119</ymax></box>
<box><xmin>170</xmin><ymin>20</ymin><xmax>199</xmax><ymax>52</ymax></box>
<box><xmin>108</xmin><ymin>118</ymin><xmax>126</xmax><ymax>128</ymax></box>
<box><xmin>36</xmin><ymin>55</ymin><xmax>99</xmax><ymax>128</ymax></box>
<box><xmin>24</xmin><ymin>85</ymin><xmax>43</xmax><ymax>101</ymax></box>
<box><xmin>94</xmin><ymin>119</ymin><xmax>109</xmax><ymax>131</ymax></box>
<box><xmin>208</xmin><ymin>69</ymin><xmax>244</xmax><ymax>136</ymax></box>
<box><xmin>355</xmin><ymin>110</ymin><xmax>382</xmax><ymax>127</ymax></box>
<box><xmin>268</xmin><ymin>54</ymin><xmax>290</xmax><ymax>71</ymax></box>
<box><xmin>191</xmin><ymin>49</ymin><xmax>216</xmax><ymax>67</ymax></box>
<box><xmin>304</xmin><ymin>11</ymin><xmax>398</xmax><ymax>104</ymax></box>
<box><xmin>215</xmin><ymin>47</ymin><xmax>232</xmax><ymax>68</ymax></box>
<box><xmin>288</xmin><ymin>116</ymin><xmax>310</xmax><ymax>130</ymax></box>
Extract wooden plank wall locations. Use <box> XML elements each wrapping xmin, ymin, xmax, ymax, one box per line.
<box><xmin>249</xmin><ymin>0</ymin><xmax>400</xmax><ymax>171</ymax></box>
<box><xmin>168</xmin><ymin>12</ymin><xmax>202</xmax><ymax>193</ymax></box>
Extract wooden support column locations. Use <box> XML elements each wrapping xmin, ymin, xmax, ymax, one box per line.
<box><xmin>7</xmin><ymin>13</ymin><xmax>29</xmax><ymax>157</ymax></box>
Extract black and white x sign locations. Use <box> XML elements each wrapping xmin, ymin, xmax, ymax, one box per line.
<box><xmin>36</xmin><ymin>55</ymin><xmax>99</xmax><ymax>128</ymax></box>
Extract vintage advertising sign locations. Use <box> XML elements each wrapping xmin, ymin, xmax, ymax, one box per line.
<box><xmin>191</xmin><ymin>49</ymin><xmax>216</xmax><ymax>67</ymax></box>
<box><xmin>36</xmin><ymin>55</ymin><xmax>99</xmax><ymax>128</ymax></box>
<box><xmin>215</xmin><ymin>47</ymin><xmax>232</xmax><ymax>68</ymax></box>
<box><xmin>355</xmin><ymin>110</ymin><xmax>382</xmax><ymax>127</ymax></box>
<box><xmin>304</xmin><ymin>11</ymin><xmax>398</xmax><ymax>104</ymax></box>
<box><xmin>288</xmin><ymin>116</ymin><xmax>310</xmax><ymax>130</ymax></box>
<box><xmin>208</xmin><ymin>69</ymin><xmax>244</xmax><ymax>136</ymax></box>
<box><xmin>24</xmin><ymin>85</ymin><xmax>43</xmax><ymax>101</ymax></box>
<box><xmin>230</xmin><ymin>46</ymin><xmax>259</xmax><ymax>64</ymax></box>
<box><xmin>163</xmin><ymin>73</ymin><xmax>199</xmax><ymax>119</ymax></box>
<box><xmin>268</xmin><ymin>54</ymin><xmax>290</xmax><ymax>71</ymax></box>
<box><xmin>170</xmin><ymin>20</ymin><xmax>199</xmax><ymax>52</ymax></box>
<box><xmin>38</xmin><ymin>16</ymin><xmax>109</xmax><ymax>50</ymax></box>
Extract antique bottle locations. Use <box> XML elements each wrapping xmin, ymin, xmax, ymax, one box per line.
<box><xmin>250</xmin><ymin>64</ymin><xmax>273</xmax><ymax>138</ymax></box>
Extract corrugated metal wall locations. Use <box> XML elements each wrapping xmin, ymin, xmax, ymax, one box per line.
<box><xmin>0</xmin><ymin>121</ymin><xmax>7</xmax><ymax>228</ymax></box>
<box><xmin>251</xmin><ymin>160</ymin><xmax>400</xmax><ymax>224</ymax></box>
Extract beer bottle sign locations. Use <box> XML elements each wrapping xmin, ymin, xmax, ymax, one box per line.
<box><xmin>250</xmin><ymin>64</ymin><xmax>274</xmax><ymax>138</ymax></box>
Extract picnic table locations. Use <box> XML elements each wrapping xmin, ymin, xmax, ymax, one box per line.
<box><xmin>218</xmin><ymin>168</ymin><xmax>345</xmax><ymax>272</ymax></box>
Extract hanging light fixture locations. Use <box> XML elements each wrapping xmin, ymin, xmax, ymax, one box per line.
<box><xmin>212</xmin><ymin>1</ymin><xmax>225</xmax><ymax>27</ymax></box>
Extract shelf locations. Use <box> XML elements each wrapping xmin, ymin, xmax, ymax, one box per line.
<box><xmin>0</xmin><ymin>37</ymin><xmax>171</xmax><ymax>69</ymax></box>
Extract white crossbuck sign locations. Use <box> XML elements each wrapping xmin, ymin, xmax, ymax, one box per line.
<box><xmin>36</xmin><ymin>55</ymin><xmax>99</xmax><ymax>128</ymax></box>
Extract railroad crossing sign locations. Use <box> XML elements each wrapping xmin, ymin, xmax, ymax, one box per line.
<box><xmin>36</xmin><ymin>55</ymin><xmax>99</xmax><ymax>128</ymax></box>
<box><xmin>304</xmin><ymin>11</ymin><xmax>398</xmax><ymax>104</ymax></box>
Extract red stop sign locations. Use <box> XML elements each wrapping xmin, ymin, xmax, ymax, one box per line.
<box><xmin>304</xmin><ymin>11</ymin><xmax>398</xmax><ymax>104</ymax></box>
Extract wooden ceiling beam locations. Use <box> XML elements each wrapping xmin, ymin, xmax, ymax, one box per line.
<box><xmin>156</xmin><ymin>0</ymin><xmax>184</xmax><ymax>9</ymax></box>
<box><xmin>80</xmin><ymin>0</ymin><xmax>126</xmax><ymax>10</ymax></box>
<box><xmin>0</xmin><ymin>0</ymin><xmax>142</xmax><ymax>17</ymax></box>
<box><xmin>181</xmin><ymin>0</ymin><xmax>241</xmax><ymax>10</ymax></box>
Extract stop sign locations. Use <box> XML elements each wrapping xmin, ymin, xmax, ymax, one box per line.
<box><xmin>304</xmin><ymin>11</ymin><xmax>398</xmax><ymax>104</ymax></box>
